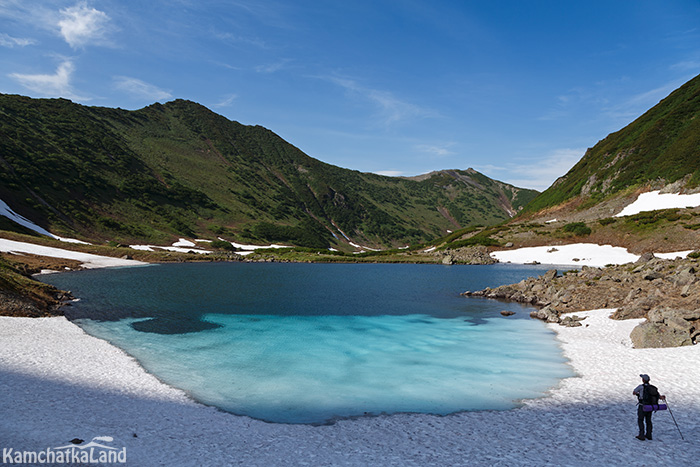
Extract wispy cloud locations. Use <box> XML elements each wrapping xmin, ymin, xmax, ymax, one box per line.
<box><xmin>9</xmin><ymin>60</ymin><xmax>85</xmax><ymax>100</ymax></box>
<box><xmin>602</xmin><ymin>78</ymin><xmax>688</xmax><ymax>122</ymax></box>
<box><xmin>670</xmin><ymin>60</ymin><xmax>700</xmax><ymax>72</ymax></box>
<box><xmin>0</xmin><ymin>32</ymin><xmax>36</xmax><ymax>47</ymax></box>
<box><xmin>114</xmin><ymin>76</ymin><xmax>172</xmax><ymax>101</ymax></box>
<box><xmin>255</xmin><ymin>59</ymin><xmax>291</xmax><ymax>73</ymax></box>
<box><xmin>215</xmin><ymin>31</ymin><xmax>268</xmax><ymax>50</ymax></box>
<box><xmin>58</xmin><ymin>1</ymin><xmax>111</xmax><ymax>49</ymax></box>
<box><xmin>416</xmin><ymin>143</ymin><xmax>456</xmax><ymax>158</ymax></box>
<box><xmin>538</xmin><ymin>87</ymin><xmax>608</xmax><ymax>121</ymax></box>
<box><xmin>213</xmin><ymin>93</ymin><xmax>237</xmax><ymax>108</ymax></box>
<box><xmin>478</xmin><ymin>148</ymin><xmax>584</xmax><ymax>191</ymax></box>
<box><xmin>324</xmin><ymin>76</ymin><xmax>436</xmax><ymax>126</ymax></box>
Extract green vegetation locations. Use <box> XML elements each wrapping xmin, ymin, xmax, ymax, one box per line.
<box><xmin>623</xmin><ymin>209</ymin><xmax>690</xmax><ymax>232</ymax></box>
<box><xmin>443</xmin><ymin>235</ymin><xmax>500</xmax><ymax>248</ymax></box>
<box><xmin>561</xmin><ymin>222</ymin><xmax>592</xmax><ymax>236</ymax></box>
<box><xmin>0</xmin><ymin>94</ymin><xmax>538</xmax><ymax>249</ymax></box>
<box><xmin>524</xmin><ymin>73</ymin><xmax>700</xmax><ymax>213</ymax></box>
<box><xmin>210</xmin><ymin>239</ymin><xmax>236</xmax><ymax>251</ymax></box>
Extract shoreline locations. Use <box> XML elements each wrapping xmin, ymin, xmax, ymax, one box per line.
<box><xmin>2</xmin><ymin>310</ymin><xmax>698</xmax><ymax>465</ymax></box>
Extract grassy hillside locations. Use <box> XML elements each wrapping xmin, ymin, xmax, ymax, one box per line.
<box><xmin>0</xmin><ymin>94</ymin><xmax>537</xmax><ymax>249</ymax></box>
<box><xmin>525</xmin><ymin>73</ymin><xmax>700</xmax><ymax>214</ymax></box>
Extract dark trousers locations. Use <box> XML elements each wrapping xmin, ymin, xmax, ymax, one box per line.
<box><xmin>637</xmin><ymin>405</ymin><xmax>653</xmax><ymax>437</ymax></box>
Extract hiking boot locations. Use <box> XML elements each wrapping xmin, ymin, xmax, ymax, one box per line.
<box><xmin>635</xmin><ymin>435</ymin><xmax>646</xmax><ymax>441</ymax></box>
<box><xmin>645</xmin><ymin>434</ymin><xmax>652</xmax><ymax>440</ymax></box>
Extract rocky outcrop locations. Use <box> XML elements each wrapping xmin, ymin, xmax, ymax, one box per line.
<box><xmin>0</xmin><ymin>288</ymin><xmax>72</xmax><ymax>317</ymax></box>
<box><xmin>630</xmin><ymin>308</ymin><xmax>700</xmax><ymax>348</ymax></box>
<box><xmin>434</xmin><ymin>246</ymin><xmax>497</xmax><ymax>265</ymax></box>
<box><xmin>463</xmin><ymin>254</ymin><xmax>700</xmax><ymax>347</ymax></box>
<box><xmin>0</xmin><ymin>258</ymin><xmax>74</xmax><ymax>317</ymax></box>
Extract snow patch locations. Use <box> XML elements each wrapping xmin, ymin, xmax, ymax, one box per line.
<box><xmin>349</xmin><ymin>242</ymin><xmax>379</xmax><ymax>252</ymax></box>
<box><xmin>172</xmin><ymin>238</ymin><xmax>196</xmax><ymax>248</ymax></box>
<box><xmin>492</xmin><ymin>243</ymin><xmax>639</xmax><ymax>267</ymax></box>
<box><xmin>615</xmin><ymin>190</ymin><xmax>700</xmax><ymax>217</ymax></box>
<box><xmin>492</xmin><ymin>243</ymin><xmax>693</xmax><ymax>267</ymax></box>
<box><xmin>0</xmin><ymin>199</ymin><xmax>88</xmax><ymax>244</ymax></box>
<box><xmin>129</xmin><ymin>244</ymin><xmax>212</xmax><ymax>255</ymax></box>
<box><xmin>0</xmin><ymin>239</ymin><xmax>146</xmax><ymax>269</ymax></box>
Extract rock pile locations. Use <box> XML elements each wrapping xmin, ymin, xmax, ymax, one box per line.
<box><xmin>464</xmin><ymin>253</ymin><xmax>700</xmax><ymax>347</ymax></box>
<box><xmin>434</xmin><ymin>246</ymin><xmax>497</xmax><ymax>265</ymax></box>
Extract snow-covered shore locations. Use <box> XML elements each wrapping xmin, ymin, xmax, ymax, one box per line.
<box><xmin>1</xmin><ymin>309</ymin><xmax>698</xmax><ymax>465</ymax></box>
<box><xmin>0</xmin><ymin>238</ymin><xmax>147</xmax><ymax>269</ymax></box>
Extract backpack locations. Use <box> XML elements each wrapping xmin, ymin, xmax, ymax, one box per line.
<box><xmin>641</xmin><ymin>383</ymin><xmax>659</xmax><ymax>405</ymax></box>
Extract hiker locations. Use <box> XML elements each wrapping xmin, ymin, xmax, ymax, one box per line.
<box><xmin>632</xmin><ymin>374</ymin><xmax>666</xmax><ymax>441</ymax></box>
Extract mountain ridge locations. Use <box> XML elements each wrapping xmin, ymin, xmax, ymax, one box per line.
<box><xmin>0</xmin><ymin>94</ymin><xmax>537</xmax><ymax>250</ymax></box>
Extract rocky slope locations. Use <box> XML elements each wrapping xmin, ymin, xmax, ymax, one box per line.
<box><xmin>464</xmin><ymin>253</ymin><xmax>700</xmax><ymax>348</ymax></box>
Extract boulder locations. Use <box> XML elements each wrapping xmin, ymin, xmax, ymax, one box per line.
<box><xmin>560</xmin><ymin>315</ymin><xmax>586</xmax><ymax>327</ymax></box>
<box><xmin>666</xmin><ymin>316</ymin><xmax>692</xmax><ymax>333</ymax></box>
<box><xmin>442</xmin><ymin>255</ymin><xmax>453</xmax><ymax>265</ymax></box>
<box><xmin>612</xmin><ymin>296</ymin><xmax>661</xmax><ymax>320</ymax></box>
<box><xmin>630</xmin><ymin>322</ymin><xmax>693</xmax><ymax>348</ymax></box>
<box><xmin>530</xmin><ymin>305</ymin><xmax>559</xmax><ymax>323</ymax></box>
<box><xmin>500</xmin><ymin>310</ymin><xmax>515</xmax><ymax>316</ymax></box>
<box><xmin>637</xmin><ymin>252</ymin><xmax>656</xmax><ymax>263</ymax></box>
<box><xmin>643</xmin><ymin>271</ymin><xmax>663</xmax><ymax>281</ymax></box>
<box><xmin>542</xmin><ymin>269</ymin><xmax>558</xmax><ymax>283</ymax></box>
<box><xmin>673</xmin><ymin>268</ymin><xmax>696</xmax><ymax>287</ymax></box>
<box><xmin>647</xmin><ymin>308</ymin><xmax>665</xmax><ymax>324</ymax></box>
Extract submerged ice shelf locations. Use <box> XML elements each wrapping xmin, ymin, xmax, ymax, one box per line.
<box><xmin>76</xmin><ymin>312</ymin><xmax>572</xmax><ymax>424</ymax></box>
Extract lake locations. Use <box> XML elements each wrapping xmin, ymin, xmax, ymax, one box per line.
<box><xmin>41</xmin><ymin>262</ymin><xmax>574</xmax><ymax>424</ymax></box>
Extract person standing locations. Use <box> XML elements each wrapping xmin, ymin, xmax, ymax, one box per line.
<box><xmin>633</xmin><ymin>374</ymin><xmax>666</xmax><ymax>441</ymax></box>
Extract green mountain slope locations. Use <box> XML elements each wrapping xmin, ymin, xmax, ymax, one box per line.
<box><xmin>0</xmin><ymin>94</ymin><xmax>537</xmax><ymax>249</ymax></box>
<box><xmin>525</xmin><ymin>73</ymin><xmax>700</xmax><ymax>214</ymax></box>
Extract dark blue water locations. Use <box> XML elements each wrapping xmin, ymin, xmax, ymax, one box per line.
<box><xmin>42</xmin><ymin>262</ymin><xmax>573</xmax><ymax>424</ymax></box>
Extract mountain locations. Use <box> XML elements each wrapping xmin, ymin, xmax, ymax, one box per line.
<box><xmin>0</xmin><ymin>94</ymin><xmax>537</xmax><ymax>249</ymax></box>
<box><xmin>524</xmin><ymin>73</ymin><xmax>700</xmax><ymax>216</ymax></box>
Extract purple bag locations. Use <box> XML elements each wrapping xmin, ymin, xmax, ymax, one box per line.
<box><xmin>643</xmin><ymin>404</ymin><xmax>667</xmax><ymax>412</ymax></box>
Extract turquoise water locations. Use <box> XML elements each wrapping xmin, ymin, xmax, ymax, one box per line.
<box><xmin>42</xmin><ymin>262</ymin><xmax>574</xmax><ymax>424</ymax></box>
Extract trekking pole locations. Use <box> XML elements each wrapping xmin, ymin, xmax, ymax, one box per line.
<box><xmin>665</xmin><ymin>399</ymin><xmax>685</xmax><ymax>441</ymax></box>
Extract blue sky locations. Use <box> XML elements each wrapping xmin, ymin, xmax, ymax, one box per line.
<box><xmin>1</xmin><ymin>1</ymin><xmax>700</xmax><ymax>190</ymax></box>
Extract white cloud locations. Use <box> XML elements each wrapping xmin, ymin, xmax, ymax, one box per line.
<box><xmin>9</xmin><ymin>60</ymin><xmax>84</xmax><ymax>99</ymax></box>
<box><xmin>114</xmin><ymin>77</ymin><xmax>172</xmax><ymax>101</ymax></box>
<box><xmin>477</xmin><ymin>148</ymin><xmax>583</xmax><ymax>191</ymax></box>
<box><xmin>58</xmin><ymin>1</ymin><xmax>110</xmax><ymax>49</ymax></box>
<box><xmin>0</xmin><ymin>33</ymin><xmax>36</xmax><ymax>47</ymax></box>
